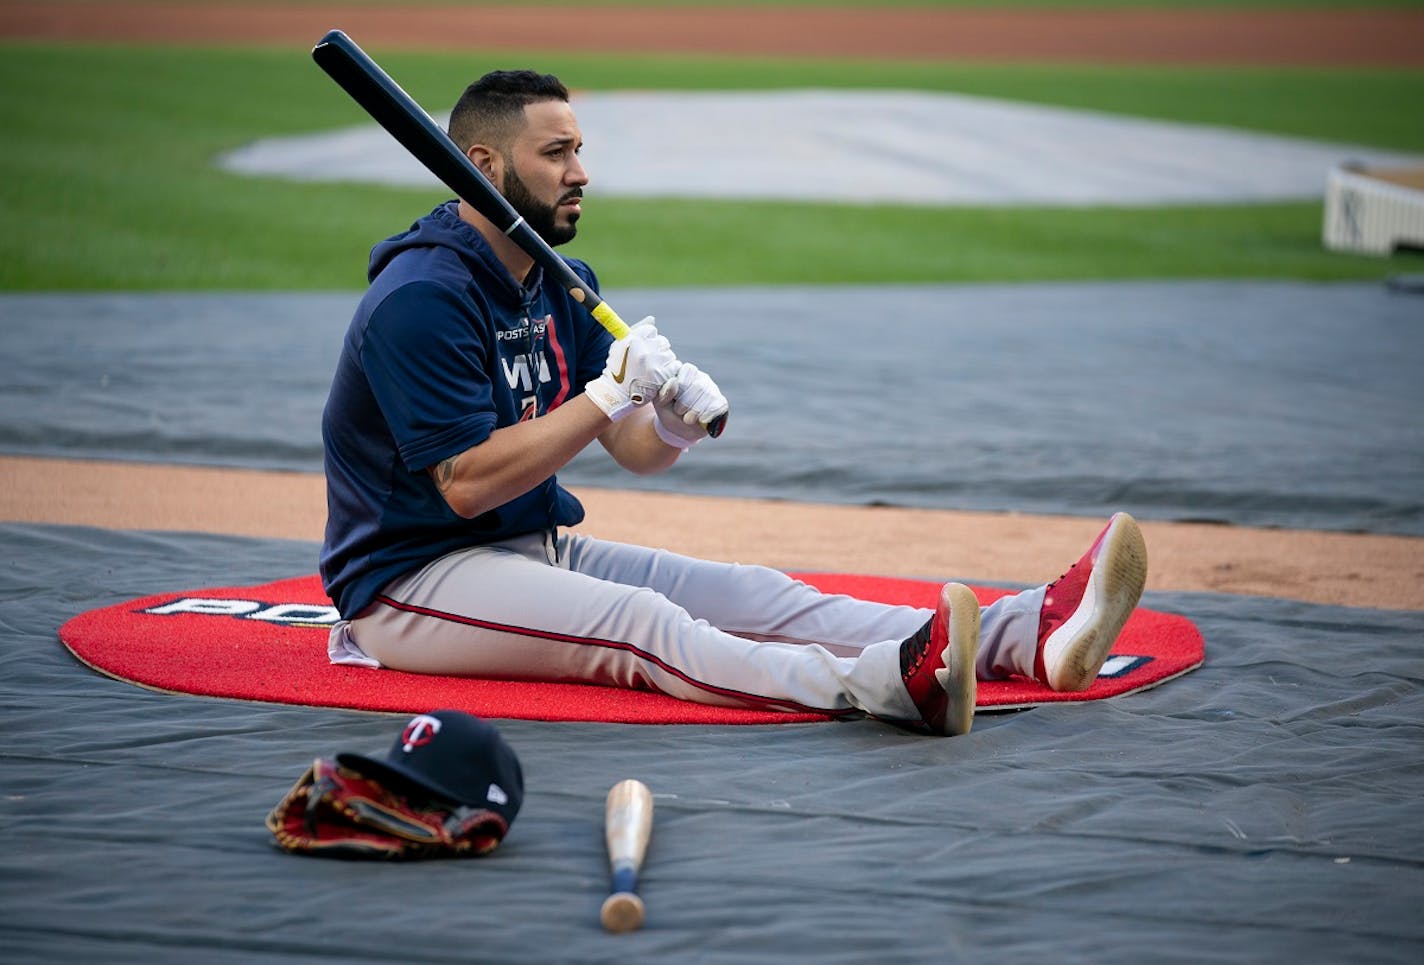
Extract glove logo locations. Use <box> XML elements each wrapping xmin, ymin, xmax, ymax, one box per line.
<box><xmin>610</xmin><ymin>345</ymin><xmax>630</xmax><ymax>384</ymax></box>
<box><xmin>401</xmin><ymin>714</ymin><xmax>442</xmax><ymax>753</ymax></box>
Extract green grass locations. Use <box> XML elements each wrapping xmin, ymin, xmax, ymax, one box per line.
<box><xmin>1</xmin><ymin>43</ymin><xmax>1421</xmax><ymax>291</ymax></box>
<box><xmin>581</xmin><ymin>201</ymin><xmax>1374</xmax><ymax>285</ymax></box>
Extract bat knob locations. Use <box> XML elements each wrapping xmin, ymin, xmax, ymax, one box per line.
<box><xmin>628</xmin><ymin>378</ymin><xmax>662</xmax><ymax>406</ymax></box>
<box><xmin>600</xmin><ymin>892</ymin><xmax>645</xmax><ymax>933</ymax></box>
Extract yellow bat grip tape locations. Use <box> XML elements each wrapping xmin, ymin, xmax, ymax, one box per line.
<box><xmin>590</xmin><ymin>301</ymin><xmax>631</xmax><ymax>340</ymax></box>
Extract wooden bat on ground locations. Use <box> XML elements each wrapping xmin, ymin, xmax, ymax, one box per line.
<box><xmin>601</xmin><ymin>779</ymin><xmax>654</xmax><ymax>933</ymax></box>
<box><xmin>311</xmin><ymin>29</ymin><xmax>725</xmax><ymax>437</ymax></box>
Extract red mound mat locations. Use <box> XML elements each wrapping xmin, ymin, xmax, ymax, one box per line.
<box><xmin>58</xmin><ymin>573</ymin><xmax>1203</xmax><ymax>724</ymax></box>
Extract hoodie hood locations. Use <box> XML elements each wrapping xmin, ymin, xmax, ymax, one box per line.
<box><xmin>367</xmin><ymin>201</ymin><xmax>535</xmax><ymax>301</ymax></box>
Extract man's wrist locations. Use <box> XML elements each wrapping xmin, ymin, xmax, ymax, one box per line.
<box><xmin>584</xmin><ymin>375</ymin><xmax>636</xmax><ymax>422</ymax></box>
<box><xmin>652</xmin><ymin>411</ymin><xmax>700</xmax><ymax>450</ymax></box>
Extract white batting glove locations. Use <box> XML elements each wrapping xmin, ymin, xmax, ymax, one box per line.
<box><xmin>584</xmin><ymin>318</ymin><xmax>680</xmax><ymax>423</ymax></box>
<box><xmin>652</xmin><ymin>362</ymin><xmax>728</xmax><ymax>449</ymax></box>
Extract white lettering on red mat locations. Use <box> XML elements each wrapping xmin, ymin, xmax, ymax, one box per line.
<box><xmin>1097</xmin><ymin>655</ymin><xmax>1151</xmax><ymax>678</ymax></box>
<box><xmin>141</xmin><ymin>597</ymin><xmax>340</xmax><ymax>628</ymax></box>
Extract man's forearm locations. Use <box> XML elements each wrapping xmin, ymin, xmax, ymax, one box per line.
<box><xmin>598</xmin><ymin>407</ymin><xmax>683</xmax><ymax>476</ymax></box>
<box><xmin>432</xmin><ymin>395</ymin><xmax>610</xmax><ymax>519</ymax></box>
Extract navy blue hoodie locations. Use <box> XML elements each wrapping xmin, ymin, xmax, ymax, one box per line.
<box><xmin>320</xmin><ymin>201</ymin><xmax>614</xmax><ymax>618</ymax></box>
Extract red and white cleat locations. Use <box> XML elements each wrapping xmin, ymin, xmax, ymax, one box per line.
<box><xmin>899</xmin><ymin>582</ymin><xmax>980</xmax><ymax>736</ymax></box>
<box><xmin>1034</xmin><ymin>512</ymin><xmax>1148</xmax><ymax>692</ymax></box>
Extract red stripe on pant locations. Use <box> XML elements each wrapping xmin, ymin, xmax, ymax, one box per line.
<box><xmin>373</xmin><ymin>594</ymin><xmax>856</xmax><ymax>718</ymax></box>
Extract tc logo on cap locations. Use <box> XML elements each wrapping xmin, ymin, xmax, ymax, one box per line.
<box><xmin>401</xmin><ymin>714</ymin><xmax>442</xmax><ymax>752</ymax></box>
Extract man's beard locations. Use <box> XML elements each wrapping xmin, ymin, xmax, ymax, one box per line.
<box><xmin>501</xmin><ymin>162</ymin><xmax>580</xmax><ymax>247</ymax></box>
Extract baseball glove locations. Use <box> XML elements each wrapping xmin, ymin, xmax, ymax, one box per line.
<box><xmin>266</xmin><ymin>757</ymin><xmax>509</xmax><ymax>859</ymax></box>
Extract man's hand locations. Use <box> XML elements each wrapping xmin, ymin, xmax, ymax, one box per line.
<box><xmin>584</xmin><ymin>319</ymin><xmax>680</xmax><ymax>423</ymax></box>
<box><xmin>652</xmin><ymin>362</ymin><xmax>728</xmax><ymax>449</ymax></box>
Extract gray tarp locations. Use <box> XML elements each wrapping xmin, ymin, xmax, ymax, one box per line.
<box><xmin>2</xmin><ymin>281</ymin><xmax>1422</xmax><ymax>533</ymax></box>
<box><xmin>218</xmin><ymin>91</ymin><xmax>1424</xmax><ymax>206</ymax></box>
<box><xmin>1</xmin><ymin>523</ymin><xmax>1420</xmax><ymax>963</ymax></box>
<box><xmin>2</xmin><ymin>282</ymin><xmax>1422</xmax><ymax>962</ymax></box>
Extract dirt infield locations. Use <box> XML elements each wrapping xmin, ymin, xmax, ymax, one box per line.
<box><xmin>2</xmin><ymin>1</ymin><xmax>1422</xmax><ymax>67</ymax></box>
<box><xmin>5</xmin><ymin>456</ymin><xmax>1422</xmax><ymax>611</ymax></box>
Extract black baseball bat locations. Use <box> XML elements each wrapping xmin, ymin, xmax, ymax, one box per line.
<box><xmin>311</xmin><ymin>29</ymin><xmax>725</xmax><ymax>437</ymax></box>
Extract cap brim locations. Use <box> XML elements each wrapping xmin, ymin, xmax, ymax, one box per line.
<box><xmin>336</xmin><ymin>751</ymin><xmax>468</xmax><ymax>807</ymax></box>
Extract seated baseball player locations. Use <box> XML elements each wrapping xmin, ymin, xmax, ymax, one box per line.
<box><xmin>320</xmin><ymin>69</ymin><xmax>1149</xmax><ymax>737</ymax></box>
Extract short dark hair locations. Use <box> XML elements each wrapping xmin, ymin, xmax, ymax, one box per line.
<box><xmin>448</xmin><ymin>70</ymin><xmax>570</xmax><ymax>153</ymax></box>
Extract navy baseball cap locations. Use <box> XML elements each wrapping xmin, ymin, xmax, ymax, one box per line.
<box><xmin>338</xmin><ymin>710</ymin><xmax>524</xmax><ymax>834</ymax></box>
